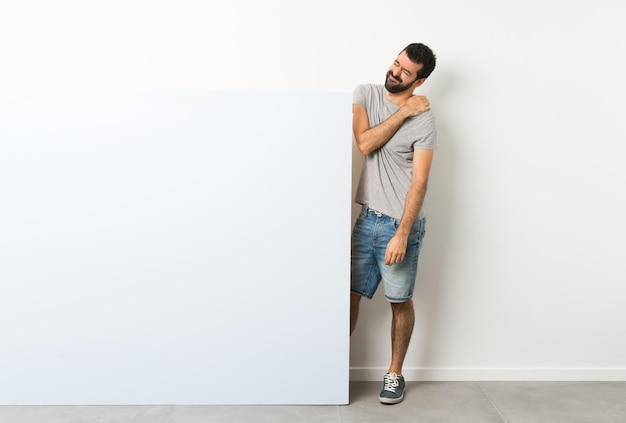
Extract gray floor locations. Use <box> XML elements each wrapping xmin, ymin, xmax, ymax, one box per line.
<box><xmin>1</xmin><ymin>381</ymin><xmax>626</xmax><ymax>422</ymax></box>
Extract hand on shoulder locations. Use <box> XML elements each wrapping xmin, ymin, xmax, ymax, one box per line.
<box><xmin>402</xmin><ymin>95</ymin><xmax>430</xmax><ymax>117</ymax></box>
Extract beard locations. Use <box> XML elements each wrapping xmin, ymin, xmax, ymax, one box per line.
<box><xmin>384</xmin><ymin>71</ymin><xmax>414</xmax><ymax>93</ymax></box>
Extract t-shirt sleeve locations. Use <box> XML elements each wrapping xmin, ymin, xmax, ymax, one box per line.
<box><xmin>412</xmin><ymin>113</ymin><xmax>437</xmax><ymax>150</ymax></box>
<box><xmin>352</xmin><ymin>84</ymin><xmax>368</xmax><ymax>107</ymax></box>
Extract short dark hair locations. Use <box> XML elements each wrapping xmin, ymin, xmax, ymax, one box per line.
<box><xmin>402</xmin><ymin>43</ymin><xmax>436</xmax><ymax>80</ymax></box>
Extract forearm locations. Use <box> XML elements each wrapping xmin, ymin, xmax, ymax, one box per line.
<box><xmin>383</xmin><ymin>179</ymin><xmax>428</xmax><ymax>266</ymax></box>
<box><xmin>355</xmin><ymin>108</ymin><xmax>411</xmax><ymax>155</ymax></box>
<box><xmin>395</xmin><ymin>180</ymin><xmax>427</xmax><ymax>238</ymax></box>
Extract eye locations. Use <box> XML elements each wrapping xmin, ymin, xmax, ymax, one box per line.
<box><xmin>403</xmin><ymin>69</ymin><xmax>411</xmax><ymax>76</ymax></box>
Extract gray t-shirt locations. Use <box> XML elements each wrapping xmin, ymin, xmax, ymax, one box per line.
<box><xmin>354</xmin><ymin>84</ymin><xmax>436</xmax><ymax>220</ymax></box>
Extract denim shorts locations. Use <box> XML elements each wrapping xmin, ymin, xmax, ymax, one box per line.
<box><xmin>351</xmin><ymin>205</ymin><xmax>426</xmax><ymax>302</ymax></box>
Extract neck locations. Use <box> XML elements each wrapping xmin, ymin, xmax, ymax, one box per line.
<box><xmin>385</xmin><ymin>88</ymin><xmax>415</xmax><ymax>106</ymax></box>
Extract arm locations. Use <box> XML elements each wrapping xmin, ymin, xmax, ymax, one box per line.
<box><xmin>384</xmin><ymin>148</ymin><xmax>434</xmax><ymax>266</ymax></box>
<box><xmin>353</xmin><ymin>95</ymin><xmax>430</xmax><ymax>155</ymax></box>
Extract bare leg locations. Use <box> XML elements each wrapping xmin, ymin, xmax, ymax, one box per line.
<box><xmin>350</xmin><ymin>293</ymin><xmax>362</xmax><ymax>335</ymax></box>
<box><xmin>388</xmin><ymin>299</ymin><xmax>415</xmax><ymax>375</ymax></box>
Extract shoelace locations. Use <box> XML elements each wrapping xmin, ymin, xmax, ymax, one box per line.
<box><xmin>383</xmin><ymin>373</ymin><xmax>400</xmax><ymax>392</ymax></box>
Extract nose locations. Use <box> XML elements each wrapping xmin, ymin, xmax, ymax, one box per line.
<box><xmin>391</xmin><ymin>69</ymin><xmax>402</xmax><ymax>81</ymax></box>
<box><xmin>391</xmin><ymin>66</ymin><xmax>402</xmax><ymax>79</ymax></box>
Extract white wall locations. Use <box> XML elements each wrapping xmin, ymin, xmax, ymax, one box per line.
<box><xmin>347</xmin><ymin>1</ymin><xmax>626</xmax><ymax>381</ymax></box>
<box><xmin>1</xmin><ymin>0</ymin><xmax>625</xmax><ymax>400</ymax></box>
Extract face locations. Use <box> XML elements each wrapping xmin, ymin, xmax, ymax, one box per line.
<box><xmin>384</xmin><ymin>51</ymin><xmax>424</xmax><ymax>93</ymax></box>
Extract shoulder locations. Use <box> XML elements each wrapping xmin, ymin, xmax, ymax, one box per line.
<box><xmin>408</xmin><ymin>110</ymin><xmax>436</xmax><ymax>127</ymax></box>
<box><xmin>353</xmin><ymin>84</ymin><xmax>384</xmax><ymax>106</ymax></box>
<box><xmin>353</xmin><ymin>83</ymin><xmax>383</xmax><ymax>96</ymax></box>
<box><xmin>406</xmin><ymin>110</ymin><xmax>437</xmax><ymax>148</ymax></box>
<box><xmin>353</xmin><ymin>84</ymin><xmax>384</xmax><ymax>97</ymax></box>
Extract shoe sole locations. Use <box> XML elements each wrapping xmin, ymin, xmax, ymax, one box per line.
<box><xmin>379</xmin><ymin>393</ymin><xmax>404</xmax><ymax>404</ymax></box>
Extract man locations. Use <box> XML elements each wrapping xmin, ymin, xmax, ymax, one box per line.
<box><xmin>350</xmin><ymin>43</ymin><xmax>437</xmax><ymax>404</ymax></box>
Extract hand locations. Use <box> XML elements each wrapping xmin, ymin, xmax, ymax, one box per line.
<box><xmin>384</xmin><ymin>234</ymin><xmax>408</xmax><ymax>266</ymax></box>
<box><xmin>402</xmin><ymin>95</ymin><xmax>430</xmax><ymax>117</ymax></box>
